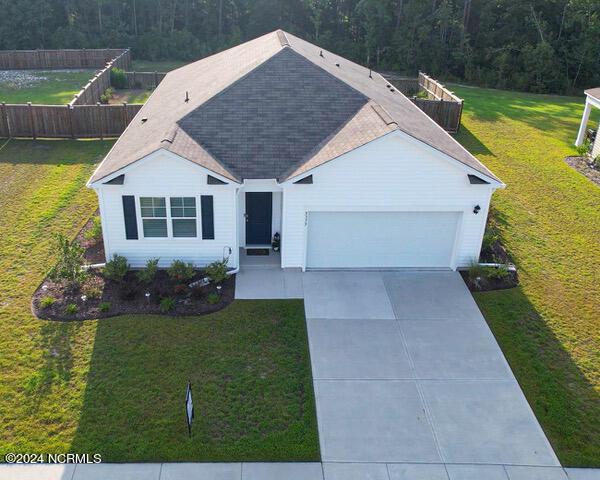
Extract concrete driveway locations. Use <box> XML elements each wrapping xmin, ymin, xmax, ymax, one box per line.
<box><xmin>303</xmin><ymin>271</ymin><xmax>560</xmax><ymax>468</ymax></box>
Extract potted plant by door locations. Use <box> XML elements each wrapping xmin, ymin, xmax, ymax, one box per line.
<box><xmin>272</xmin><ymin>232</ymin><xmax>280</xmax><ymax>252</ymax></box>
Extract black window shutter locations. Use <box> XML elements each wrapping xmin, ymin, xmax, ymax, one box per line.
<box><xmin>122</xmin><ymin>195</ymin><xmax>138</xmax><ymax>240</ymax></box>
<box><xmin>201</xmin><ymin>195</ymin><xmax>214</xmax><ymax>240</ymax></box>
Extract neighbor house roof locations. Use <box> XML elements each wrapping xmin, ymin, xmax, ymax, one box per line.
<box><xmin>89</xmin><ymin>30</ymin><xmax>501</xmax><ymax>184</ymax></box>
<box><xmin>585</xmin><ymin>88</ymin><xmax>600</xmax><ymax>103</ymax></box>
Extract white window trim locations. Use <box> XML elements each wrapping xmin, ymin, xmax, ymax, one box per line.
<box><xmin>170</xmin><ymin>196</ymin><xmax>199</xmax><ymax>238</ymax></box>
<box><xmin>137</xmin><ymin>195</ymin><xmax>201</xmax><ymax>240</ymax></box>
<box><xmin>139</xmin><ymin>196</ymin><xmax>169</xmax><ymax>239</ymax></box>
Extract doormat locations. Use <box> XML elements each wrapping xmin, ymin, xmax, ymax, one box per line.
<box><xmin>246</xmin><ymin>249</ymin><xmax>269</xmax><ymax>256</ymax></box>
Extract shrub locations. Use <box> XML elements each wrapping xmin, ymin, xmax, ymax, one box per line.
<box><xmin>468</xmin><ymin>262</ymin><xmax>487</xmax><ymax>281</ymax></box>
<box><xmin>137</xmin><ymin>258</ymin><xmax>159</xmax><ymax>285</ymax></box>
<box><xmin>576</xmin><ymin>139</ymin><xmax>591</xmax><ymax>156</ymax></box>
<box><xmin>592</xmin><ymin>155</ymin><xmax>600</xmax><ymax>169</ymax></box>
<box><xmin>100</xmin><ymin>87</ymin><xmax>115</xmax><ymax>104</ymax></box>
<box><xmin>103</xmin><ymin>254</ymin><xmax>129</xmax><ymax>283</ymax></box>
<box><xmin>168</xmin><ymin>260</ymin><xmax>195</xmax><ymax>282</ymax></box>
<box><xmin>83</xmin><ymin>217</ymin><xmax>102</xmax><ymax>242</ymax></box>
<box><xmin>40</xmin><ymin>296</ymin><xmax>56</xmax><ymax>309</ymax></box>
<box><xmin>64</xmin><ymin>303</ymin><xmax>78</xmax><ymax>315</ymax></box>
<box><xmin>49</xmin><ymin>234</ymin><xmax>87</xmax><ymax>289</ymax></box>
<box><xmin>160</xmin><ymin>297</ymin><xmax>175</xmax><ymax>312</ymax></box>
<box><xmin>99</xmin><ymin>302</ymin><xmax>111</xmax><ymax>313</ymax></box>
<box><xmin>481</xmin><ymin>231</ymin><xmax>498</xmax><ymax>253</ymax></box>
<box><xmin>487</xmin><ymin>264</ymin><xmax>510</xmax><ymax>280</ymax></box>
<box><xmin>110</xmin><ymin>67</ymin><xmax>127</xmax><ymax>89</ymax></box>
<box><xmin>207</xmin><ymin>293</ymin><xmax>220</xmax><ymax>305</ymax></box>
<box><xmin>82</xmin><ymin>283</ymin><xmax>102</xmax><ymax>300</ymax></box>
<box><xmin>205</xmin><ymin>259</ymin><xmax>228</xmax><ymax>284</ymax></box>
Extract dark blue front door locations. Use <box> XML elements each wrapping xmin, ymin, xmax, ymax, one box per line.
<box><xmin>245</xmin><ymin>192</ymin><xmax>272</xmax><ymax>245</ymax></box>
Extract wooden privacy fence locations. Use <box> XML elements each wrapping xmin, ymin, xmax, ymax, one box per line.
<box><xmin>125</xmin><ymin>71</ymin><xmax>167</xmax><ymax>89</ymax></box>
<box><xmin>0</xmin><ymin>102</ymin><xmax>143</xmax><ymax>139</ymax></box>
<box><xmin>70</xmin><ymin>50</ymin><xmax>132</xmax><ymax>105</ymax></box>
<box><xmin>383</xmin><ymin>71</ymin><xmax>464</xmax><ymax>133</ymax></box>
<box><xmin>0</xmin><ymin>48</ymin><xmax>131</xmax><ymax>70</ymax></box>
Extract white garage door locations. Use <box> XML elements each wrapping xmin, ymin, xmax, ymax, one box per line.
<box><xmin>307</xmin><ymin>211</ymin><xmax>460</xmax><ymax>269</ymax></box>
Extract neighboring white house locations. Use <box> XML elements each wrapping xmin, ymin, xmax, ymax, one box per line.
<box><xmin>575</xmin><ymin>87</ymin><xmax>600</xmax><ymax>159</ymax></box>
<box><xmin>88</xmin><ymin>30</ymin><xmax>504</xmax><ymax>271</ymax></box>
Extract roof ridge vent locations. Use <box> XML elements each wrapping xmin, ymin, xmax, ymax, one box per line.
<box><xmin>370</xmin><ymin>102</ymin><xmax>397</xmax><ymax>126</ymax></box>
<box><xmin>277</xmin><ymin>30</ymin><xmax>289</xmax><ymax>47</ymax></box>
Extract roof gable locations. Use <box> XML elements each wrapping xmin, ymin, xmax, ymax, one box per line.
<box><xmin>178</xmin><ymin>48</ymin><xmax>367</xmax><ymax>180</ymax></box>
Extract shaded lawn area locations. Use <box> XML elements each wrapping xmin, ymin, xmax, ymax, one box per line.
<box><xmin>0</xmin><ymin>139</ymin><xmax>319</xmax><ymax>461</ymax></box>
<box><xmin>131</xmin><ymin>59</ymin><xmax>188</xmax><ymax>72</ymax></box>
<box><xmin>0</xmin><ymin>70</ymin><xmax>96</xmax><ymax>104</ymax></box>
<box><xmin>451</xmin><ymin>85</ymin><xmax>600</xmax><ymax>467</ymax></box>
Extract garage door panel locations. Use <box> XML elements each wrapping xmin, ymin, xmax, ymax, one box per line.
<box><xmin>307</xmin><ymin>212</ymin><xmax>459</xmax><ymax>269</ymax></box>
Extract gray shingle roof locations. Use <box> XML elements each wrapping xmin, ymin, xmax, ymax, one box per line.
<box><xmin>89</xmin><ymin>30</ymin><xmax>502</xmax><ymax>185</ymax></box>
<box><xmin>178</xmin><ymin>48</ymin><xmax>367</xmax><ymax>180</ymax></box>
<box><xmin>586</xmin><ymin>88</ymin><xmax>600</xmax><ymax>102</ymax></box>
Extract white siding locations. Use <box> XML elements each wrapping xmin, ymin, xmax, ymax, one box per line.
<box><xmin>94</xmin><ymin>150</ymin><xmax>237</xmax><ymax>268</ymax></box>
<box><xmin>593</xmin><ymin>135</ymin><xmax>600</xmax><ymax>159</ymax></box>
<box><xmin>281</xmin><ymin>131</ymin><xmax>495</xmax><ymax>270</ymax></box>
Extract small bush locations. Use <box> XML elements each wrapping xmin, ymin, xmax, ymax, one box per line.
<box><xmin>207</xmin><ymin>293</ymin><xmax>220</xmax><ymax>305</ymax></box>
<box><xmin>110</xmin><ymin>67</ymin><xmax>127</xmax><ymax>89</ymax></box>
<box><xmin>64</xmin><ymin>303</ymin><xmax>78</xmax><ymax>315</ymax></box>
<box><xmin>82</xmin><ymin>283</ymin><xmax>102</xmax><ymax>299</ymax></box>
<box><xmin>415</xmin><ymin>89</ymin><xmax>429</xmax><ymax>99</ymax></box>
<box><xmin>205</xmin><ymin>259</ymin><xmax>228</xmax><ymax>284</ymax></box>
<box><xmin>99</xmin><ymin>302</ymin><xmax>111</xmax><ymax>313</ymax></box>
<box><xmin>49</xmin><ymin>233</ymin><xmax>87</xmax><ymax>289</ymax></box>
<box><xmin>137</xmin><ymin>258</ymin><xmax>159</xmax><ymax>284</ymax></box>
<box><xmin>40</xmin><ymin>296</ymin><xmax>56</xmax><ymax>309</ymax></box>
<box><xmin>487</xmin><ymin>264</ymin><xmax>510</xmax><ymax>280</ymax></box>
<box><xmin>481</xmin><ymin>231</ymin><xmax>498</xmax><ymax>253</ymax></box>
<box><xmin>104</xmin><ymin>254</ymin><xmax>129</xmax><ymax>283</ymax></box>
<box><xmin>160</xmin><ymin>297</ymin><xmax>175</xmax><ymax>312</ymax></box>
<box><xmin>467</xmin><ymin>262</ymin><xmax>487</xmax><ymax>281</ymax></box>
<box><xmin>168</xmin><ymin>260</ymin><xmax>195</xmax><ymax>282</ymax></box>
<box><xmin>576</xmin><ymin>139</ymin><xmax>590</xmax><ymax>156</ymax></box>
<box><xmin>592</xmin><ymin>155</ymin><xmax>600</xmax><ymax>169</ymax></box>
<box><xmin>100</xmin><ymin>87</ymin><xmax>115</xmax><ymax>104</ymax></box>
<box><xmin>83</xmin><ymin>217</ymin><xmax>102</xmax><ymax>242</ymax></box>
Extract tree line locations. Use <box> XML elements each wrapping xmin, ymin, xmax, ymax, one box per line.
<box><xmin>0</xmin><ymin>0</ymin><xmax>598</xmax><ymax>94</ymax></box>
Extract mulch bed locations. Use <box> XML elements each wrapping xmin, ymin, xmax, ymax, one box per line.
<box><xmin>32</xmin><ymin>214</ymin><xmax>235</xmax><ymax>321</ymax></box>
<box><xmin>565</xmin><ymin>155</ymin><xmax>600</xmax><ymax>186</ymax></box>
<box><xmin>461</xmin><ymin>223</ymin><xmax>519</xmax><ymax>292</ymax></box>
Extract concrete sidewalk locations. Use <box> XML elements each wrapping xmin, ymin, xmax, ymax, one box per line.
<box><xmin>1</xmin><ymin>462</ymin><xmax>599</xmax><ymax>480</ymax></box>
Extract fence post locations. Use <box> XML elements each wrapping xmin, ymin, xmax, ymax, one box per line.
<box><xmin>1</xmin><ymin>102</ymin><xmax>10</xmax><ymax>138</ymax></box>
<box><xmin>97</xmin><ymin>102</ymin><xmax>104</xmax><ymax>140</ymax></box>
<box><xmin>122</xmin><ymin>102</ymin><xmax>129</xmax><ymax>131</ymax></box>
<box><xmin>154</xmin><ymin>71</ymin><xmax>158</xmax><ymax>88</ymax></box>
<box><xmin>27</xmin><ymin>102</ymin><xmax>36</xmax><ymax>139</ymax></box>
<box><xmin>68</xmin><ymin>105</ymin><xmax>75</xmax><ymax>139</ymax></box>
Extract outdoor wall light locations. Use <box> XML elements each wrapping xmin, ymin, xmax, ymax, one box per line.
<box><xmin>473</xmin><ymin>205</ymin><xmax>481</xmax><ymax>214</ymax></box>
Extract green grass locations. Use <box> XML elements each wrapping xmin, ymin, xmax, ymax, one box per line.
<box><xmin>131</xmin><ymin>59</ymin><xmax>188</xmax><ymax>72</ymax></box>
<box><xmin>0</xmin><ymin>70</ymin><xmax>96</xmax><ymax>104</ymax></box>
<box><xmin>451</xmin><ymin>84</ymin><xmax>600</xmax><ymax>467</ymax></box>
<box><xmin>0</xmin><ymin>139</ymin><xmax>318</xmax><ymax>461</ymax></box>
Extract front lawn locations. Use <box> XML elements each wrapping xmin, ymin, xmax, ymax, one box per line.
<box><xmin>0</xmin><ymin>70</ymin><xmax>96</xmax><ymax>104</ymax></box>
<box><xmin>452</xmin><ymin>85</ymin><xmax>600</xmax><ymax>467</ymax></box>
<box><xmin>0</xmin><ymin>139</ymin><xmax>319</xmax><ymax>462</ymax></box>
